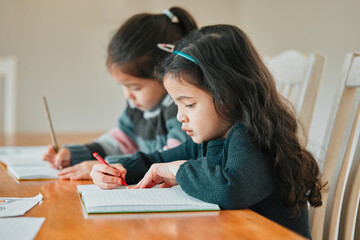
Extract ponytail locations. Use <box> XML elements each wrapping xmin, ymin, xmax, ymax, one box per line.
<box><xmin>168</xmin><ymin>7</ymin><xmax>198</xmax><ymax>36</ymax></box>
<box><xmin>106</xmin><ymin>7</ymin><xmax>198</xmax><ymax>79</ymax></box>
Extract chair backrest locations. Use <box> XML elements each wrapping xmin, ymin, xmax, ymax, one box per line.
<box><xmin>309</xmin><ymin>52</ymin><xmax>360</xmax><ymax>240</ymax></box>
<box><xmin>0</xmin><ymin>56</ymin><xmax>17</xmax><ymax>135</ymax></box>
<box><xmin>264</xmin><ymin>50</ymin><xmax>325</xmax><ymax>134</ymax></box>
<box><xmin>354</xmin><ymin>207</ymin><xmax>360</xmax><ymax>240</ymax></box>
<box><xmin>337</xmin><ymin>53</ymin><xmax>360</xmax><ymax>240</ymax></box>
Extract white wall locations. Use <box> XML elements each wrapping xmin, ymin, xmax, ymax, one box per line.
<box><xmin>0</xmin><ymin>0</ymin><xmax>239</xmax><ymax>133</ymax></box>
<box><xmin>1</xmin><ymin>0</ymin><xmax>360</xmax><ymax>155</ymax></box>
<box><xmin>238</xmin><ymin>0</ymin><xmax>360</xmax><ymax>154</ymax></box>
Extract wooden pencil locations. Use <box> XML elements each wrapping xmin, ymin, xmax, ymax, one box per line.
<box><xmin>42</xmin><ymin>96</ymin><xmax>59</xmax><ymax>152</ymax></box>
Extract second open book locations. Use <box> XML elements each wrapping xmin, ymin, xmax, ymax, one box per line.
<box><xmin>77</xmin><ymin>184</ymin><xmax>220</xmax><ymax>214</ymax></box>
<box><xmin>0</xmin><ymin>146</ymin><xmax>59</xmax><ymax>180</ymax></box>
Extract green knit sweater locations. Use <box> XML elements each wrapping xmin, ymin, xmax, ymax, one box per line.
<box><xmin>106</xmin><ymin>123</ymin><xmax>311</xmax><ymax>239</ymax></box>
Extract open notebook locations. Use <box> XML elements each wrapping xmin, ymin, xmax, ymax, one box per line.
<box><xmin>0</xmin><ymin>146</ymin><xmax>59</xmax><ymax>180</ymax></box>
<box><xmin>7</xmin><ymin>165</ymin><xmax>59</xmax><ymax>180</ymax></box>
<box><xmin>0</xmin><ymin>146</ymin><xmax>47</xmax><ymax>165</ymax></box>
<box><xmin>77</xmin><ymin>184</ymin><xmax>220</xmax><ymax>214</ymax></box>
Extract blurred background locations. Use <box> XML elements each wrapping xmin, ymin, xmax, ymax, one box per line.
<box><xmin>1</xmin><ymin>0</ymin><xmax>360</xmax><ymax>151</ymax></box>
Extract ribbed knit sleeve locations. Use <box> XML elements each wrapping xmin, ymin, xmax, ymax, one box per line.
<box><xmin>64</xmin><ymin>144</ymin><xmax>93</xmax><ymax>166</ymax></box>
<box><xmin>105</xmin><ymin>139</ymin><xmax>200</xmax><ymax>184</ymax></box>
<box><xmin>176</xmin><ymin>123</ymin><xmax>276</xmax><ymax>210</ymax></box>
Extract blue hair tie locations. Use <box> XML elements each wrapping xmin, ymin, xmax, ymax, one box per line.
<box><xmin>157</xmin><ymin>43</ymin><xmax>199</xmax><ymax>65</ymax></box>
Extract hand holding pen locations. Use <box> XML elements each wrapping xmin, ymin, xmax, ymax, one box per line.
<box><xmin>91</xmin><ymin>152</ymin><xmax>128</xmax><ymax>189</ymax></box>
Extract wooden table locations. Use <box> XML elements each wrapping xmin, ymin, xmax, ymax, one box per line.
<box><xmin>0</xmin><ymin>134</ymin><xmax>305</xmax><ymax>240</ymax></box>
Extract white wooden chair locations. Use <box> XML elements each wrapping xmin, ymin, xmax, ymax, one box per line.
<box><xmin>0</xmin><ymin>56</ymin><xmax>17</xmax><ymax>135</ymax></box>
<box><xmin>354</xmin><ymin>207</ymin><xmax>360</xmax><ymax>240</ymax></box>
<box><xmin>264</xmin><ymin>50</ymin><xmax>325</xmax><ymax>134</ymax></box>
<box><xmin>310</xmin><ymin>52</ymin><xmax>360</xmax><ymax>240</ymax></box>
<box><xmin>335</xmin><ymin>53</ymin><xmax>360</xmax><ymax>240</ymax></box>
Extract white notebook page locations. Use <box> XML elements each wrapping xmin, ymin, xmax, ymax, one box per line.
<box><xmin>0</xmin><ymin>146</ymin><xmax>47</xmax><ymax>158</ymax></box>
<box><xmin>0</xmin><ymin>217</ymin><xmax>45</xmax><ymax>240</ymax></box>
<box><xmin>7</xmin><ymin>165</ymin><xmax>59</xmax><ymax>179</ymax></box>
<box><xmin>0</xmin><ymin>146</ymin><xmax>47</xmax><ymax>166</ymax></box>
<box><xmin>79</xmin><ymin>185</ymin><xmax>219</xmax><ymax>213</ymax></box>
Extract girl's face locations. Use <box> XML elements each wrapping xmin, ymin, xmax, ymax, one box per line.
<box><xmin>164</xmin><ymin>74</ymin><xmax>232</xmax><ymax>144</ymax></box>
<box><xmin>110</xmin><ymin>65</ymin><xmax>166</xmax><ymax>111</ymax></box>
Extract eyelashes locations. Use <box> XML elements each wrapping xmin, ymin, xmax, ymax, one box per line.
<box><xmin>173</xmin><ymin>101</ymin><xmax>196</xmax><ymax>108</ymax></box>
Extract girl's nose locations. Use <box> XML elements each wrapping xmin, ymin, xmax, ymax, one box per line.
<box><xmin>177</xmin><ymin>111</ymin><xmax>189</xmax><ymax>123</ymax></box>
<box><xmin>123</xmin><ymin>88</ymin><xmax>135</xmax><ymax>100</ymax></box>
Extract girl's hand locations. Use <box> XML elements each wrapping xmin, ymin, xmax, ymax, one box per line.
<box><xmin>128</xmin><ymin>160</ymin><xmax>186</xmax><ymax>189</ymax></box>
<box><xmin>42</xmin><ymin>145</ymin><xmax>71</xmax><ymax>169</ymax></box>
<box><xmin>57</xmin><ymin>161</ymin><xmax>97</xmax><ymax>180</ymax></box>
<box><xmin>90</xmin><ymin>163</ymin><xmax>127</xmax><ymax>189</ymax></box>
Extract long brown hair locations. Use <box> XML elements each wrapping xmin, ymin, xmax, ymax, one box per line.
<box><xmin>156</xmin><ymin>24</ymin><xmax>325</xmax><ymax>218</ymax></box>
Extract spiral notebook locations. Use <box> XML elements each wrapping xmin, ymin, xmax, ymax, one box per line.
<box><xmin>77</xmin><ymin>184</ymin><xmax>220</xmax><ymax>214</ymax></box>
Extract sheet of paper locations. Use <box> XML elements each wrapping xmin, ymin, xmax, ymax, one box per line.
<box><xmin>0</xmin><ymin>217</ymin><xmax>45</xmax><ymax>240</ymax></box>
<box><xmin>7</xmin><ymin>165</ymin><xmax>59</xmax><ymax>180</ymax></box>
<box><xmin>0</xmin><ymin>193</ymin><xmax>43</xmax><ymax>217</ymax></box>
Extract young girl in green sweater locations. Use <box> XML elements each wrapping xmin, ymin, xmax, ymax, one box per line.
<box><xmin>90</xmin><ymin>24</ymin><xmax>325</xmax><ymax>239</ymax></box>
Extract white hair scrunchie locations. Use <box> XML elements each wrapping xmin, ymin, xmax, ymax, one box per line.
<box><xmin>163</xmin><ymin>9</ymin><xmax>179</xmax><ymax>23</ymax></box>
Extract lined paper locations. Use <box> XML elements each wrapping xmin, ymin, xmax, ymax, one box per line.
<box><xmin>0</xmin><ymin>146</ymin><xmax>48</xmax><ymax>166</ymax></box>
<box><xmin>0</xmin><ymin>156</ymin><xmax>47</xmax><ymax>166</ymax></box>
<box><xmin>7</xmin><ymin>165</ymin><xmax>59</xmax><ymax>180</ymax></box>
<box><xmin>0</xmin><ymin>146</ymin><xmax>58</xmax><ymax>180</ymax></box>
<box><xmin>78</xmin><ymin>185</ymin><xmax>220</xmax><ymax>213</ymax></box>
<box><xmin>0</xmin><ymin>193</ymin><xmax>43</xmax><ymax>217</ymax></box>
<box><xmin>0</xmin><ymin>217</ymin><xmax>45</xmax><ymax>240</ymax></box>
<box><xmin>0</xmin><ymin>146</ymin><xmax>47</xmax><ymax>159</ymax></box>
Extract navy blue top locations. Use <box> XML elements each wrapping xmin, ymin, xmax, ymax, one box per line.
<box><xmin>106</xmin><ymin>123</ymin><xmax>311</xmax><ymax>239</ymax></box>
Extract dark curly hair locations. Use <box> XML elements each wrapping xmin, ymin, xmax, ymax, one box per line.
<box><xmin>156</xmin><ymin>24</ymin><xmax>325</xmax><ymax>218</ymax></box>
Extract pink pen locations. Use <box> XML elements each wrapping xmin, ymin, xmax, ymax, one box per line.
<box><xmin>93</xmin><ymin>152</ymin><xmax>127</xmax><ymax>186</ymax></box>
